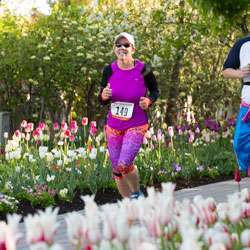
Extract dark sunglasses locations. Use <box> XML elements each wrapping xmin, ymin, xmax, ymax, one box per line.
<box><xmin>115</xmin><ymin>43</ymin><xmax>131</xmax><ymax>48</ymax></box>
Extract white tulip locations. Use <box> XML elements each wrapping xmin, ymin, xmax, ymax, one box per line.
<box><xmin>39</xmin><ymin>146</ymin><xmax>48</xmax><ymax>159</ymax></box>
<box><xmin>25</xmin><ymin>207</ymin><xmax>59</xmax><ymax>245</ymax></box>
<box><xmin>241</xmin><ymin>230</ymin><xmax>250</xmax><ymax>247</ymax></box>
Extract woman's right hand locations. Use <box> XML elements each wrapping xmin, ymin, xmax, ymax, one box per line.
<box><xmin>101</xmin><ymin>83</ymin><xmax>112</xmax><ymax>101</ymax></box>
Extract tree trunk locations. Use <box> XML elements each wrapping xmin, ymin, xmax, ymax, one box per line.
<box><xmin>86</xmin><ymin>81</ymin><xmax>97</xmax><ymax>121</ymax></box>
<box><xmin>165</xmin><ymin>0</ymin><xmax>186</xmax><ymax>126</ymax></box>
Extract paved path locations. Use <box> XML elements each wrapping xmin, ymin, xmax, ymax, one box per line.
<box><xmin>17</xmin><ymin>177</ymin><xmax>250</xmax><ymax>249</ymax></box>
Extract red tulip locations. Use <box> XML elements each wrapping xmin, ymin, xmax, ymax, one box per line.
<box><xmin>234</xmin><ymin>168</ymin><xmax>241</xmax><ymax>182</ymax></box>
<box><xmin>85</xmin><ymin>245</ymin><xmax>93</xmax><ymax>250</ymax></box>
<box><xmin>64</xmin><ymin>129</ymin><xmax>71</xmax><ymax>138</ymax></box>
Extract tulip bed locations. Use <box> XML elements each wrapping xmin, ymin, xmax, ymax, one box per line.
<box><xmin>0</xmin><ymin>117</ymin><xmax>237</xmax><ymax>215</ymax></box>
<box><xmin>2</xmin><ymin>183</ymin><xmax>250</xmax><ymax>250</ymax></box>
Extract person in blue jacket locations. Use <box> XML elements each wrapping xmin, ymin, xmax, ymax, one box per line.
<box><xmin>223</xmin><ymin>35</ymin><xmax>250</xmax><ymax>175</ymax></box>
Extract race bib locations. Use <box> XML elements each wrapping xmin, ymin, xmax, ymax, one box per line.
<box><xmin>111</xmin><ymin>102</ymin><xmax>134</xmax><ymax>120</ymax></box>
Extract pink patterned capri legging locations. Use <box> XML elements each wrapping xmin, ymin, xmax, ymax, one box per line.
<box><xmin>105</xmin><ymin>124</ymin><xmax>148</xmax><ymax>179</ymax></box>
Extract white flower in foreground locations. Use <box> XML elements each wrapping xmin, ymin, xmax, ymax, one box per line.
<box><xmin>99</xmin><ymin>240</ymin><xmax>112</xmax><ymax>250</ymax></box>
<box><xmin>180</xmin><ymin>239</ymin><xmax>202</xmax><ymax>250</ymax></box>
<box><xmin>81</xmin><ymin>195</ymin><xmax>101</xmax><ymax>245</ymax></box>
<box><xmin>227</xmin><ymin>193</ymin><xmax>243</xmax><ymax>224</ymax></box>
<box><xmin>101</xmin><ymin>204</ymin><xmax>119</xmax><ymax>241</ymax></box>
<box><xmin>65</xmin><ymin>212</ymin><xmax>88</xmax><ymax>246</ymax></box>
<box><xmin>241</xmin><ymin>229</ymin><xmax>250</xmax><ymax>247</ymax></box>
<box><xmin>25</xmin><ymin>207</ymin><xmax>59</xmax><ymax>246</ymax></box>
<box><xmin>50</xmin><ymin>244</ymin><xmax>63</xmax><ymax>250</ymax></box>
<box><xmin>137</xmin><ymin>242</ymin><xmax>157</xmax><ymax>250</ymax></box>
<box><xmin>29</xmin><ymin>242</ymin><xmax>63</xmax><ymax>250</ymax></box>
<box><xmin>0</xmin><ymin>214</ymin><xmax>21</xmax><ymax>250</ymax></box>
<box><xmin>128</xmin><ymin>226</ymin><xmax>149</xmax><ymax>249</ymax></box>
<box><xmin>216</xmin><ymin>203</ymin><xmax>229</xmax><ymax>221</ymax></box>
<box><xmin>116</xmin><ymin>207</ymin><xmax>130</xmax><ymax>243</ymax></box>
<box><xmin>209</xmin><ymin>243</ymin><xmax>226</xmax><ymax>250</ymax></box>
<box><xmin>208</xmin><ymin>231</ymin><xmax>232</xmax><ymax>249</ymax></box>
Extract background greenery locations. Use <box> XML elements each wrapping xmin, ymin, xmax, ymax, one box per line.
<box><xmin>0</xmin><ymin>0</ymin><xmax>249</xmax><ymax>130</ymax></box>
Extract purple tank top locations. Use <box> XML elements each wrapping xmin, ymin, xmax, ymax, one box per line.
<box><xmin>107</xmin><ymin>59</ymin><xmax>148</xmax><ymax>130</ymax></box>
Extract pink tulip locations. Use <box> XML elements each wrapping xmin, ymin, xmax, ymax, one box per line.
<box><xmin>81</xmin><ymin>117</ymin><xmax>88</xmax><ymax>126</ymax></box>
<box><xmin>70</xmin><ymin>120</ymin><xmax>77</xmax><ymax>130</ymax></box>
<box><xmin>157</xmin><ymin>129</ymin><xmax>162</xmax><ymax>141</ymax></box>
<box><xmin>61</xmin><ymin>121</ymin><xmax>68</xmax><ymax>131</ymax></box>
<box><xmin>25</xmin><ymin>123</ymin><xmax>34</xmax><ymax>133</ymax></box>
<box><xmin>70</xmin><ymin>120</ymin><xmax>78</xmax><ymax>134</ymax></box>
<box><xmin>188</xmin><ymin>131</ymin><xmax>195</xmax><ymax>143</ymax></box>
<box><xmin>32</xmin><ymin>128</ymin><xmax>42</xmax><ymax>140</ymax></box>
<box><xmin>178</xmin><ymin>128</ymin><xmax>183</xmax><ymax>135</ymax></box>
<box><xmin>89</xmin><ymin>125</ymin><xmax>97</xmax><ymax>137</ymax></box>
<box><xmin>243</xmin><ymin>203</ymin><xmax>250</xmax><ymax>218</ymax></box>
<box><xmin>53</xmin><ymin>122</ymin><xmax>60</xmax><ymax>130</ymax></box>
<box><xmin>21</xmin><ymin>120</ymin><xmax>27</xmax><ymax>128</ymax></box>
<box><xmin>25</xmin><ymin>133</ymin><xmax>31</xmax><ymax>141</ymax></box>
<box><xmin>195</xmin><ymin>127</ymin><xmax>200</xmax><ymax>134</ymax></box>
<box><xmin>143</xmin><ymin>137</ymin><xmax>148</xmax><ymax>144</ymax></box>
<box><xmin>69</xmin><ymin>135</ymin><xmax>75</xmax><ymax>142</ymax></box>
<box><xmin>145</xmin><ymin>215</ymin><xmax>162</xmax><ymax>238</ymax></box>
<box><xmin>14</xmin><ymin>130</ymin><xmax>21</xmax><ymax>139</ymax></box>
<box><xmin>38</xmin><ymin>122</ymin><xmax>46</xmax><ymax>131</ymax></box>
<box><xmin>90</xmin><ymin>121</ymin><xmax>97</xmax><ymax>128</ymax></box>
<box><xmin>145</xmin><ymin>130</ymin><xmax>152</xmax><ymax>139</ymax></box>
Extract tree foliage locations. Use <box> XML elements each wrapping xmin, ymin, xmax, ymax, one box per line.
<box><xmin>0</xmin><ymin>0</ymin><xmax>245</xmax><ymax>129</ymax></box>
<box><xmin>188</xmin><ymin>0</ymin><xmax>250</xmax><ymax>19</ymax></box>
<box><xmin>188</xmin><ymin>0</ymin><xmax>250</xmax><ymax>34</ymax></box>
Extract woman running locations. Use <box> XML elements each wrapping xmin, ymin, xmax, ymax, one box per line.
<box><xmin>99</xmin><ymin>32</ymin><xmax>159</xmax><ymax>198</ymax></box>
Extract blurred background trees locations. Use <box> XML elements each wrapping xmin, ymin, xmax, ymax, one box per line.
<box><xmin>0</xmin><ymin>0</ymin><xmax>249</xmax><ymax>130</ymax></box>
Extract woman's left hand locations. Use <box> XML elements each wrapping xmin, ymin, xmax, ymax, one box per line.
<box><xmin>139</xmin><ymin>97</ymin><xmax>152</xmax><ymax>110</ymax></box>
